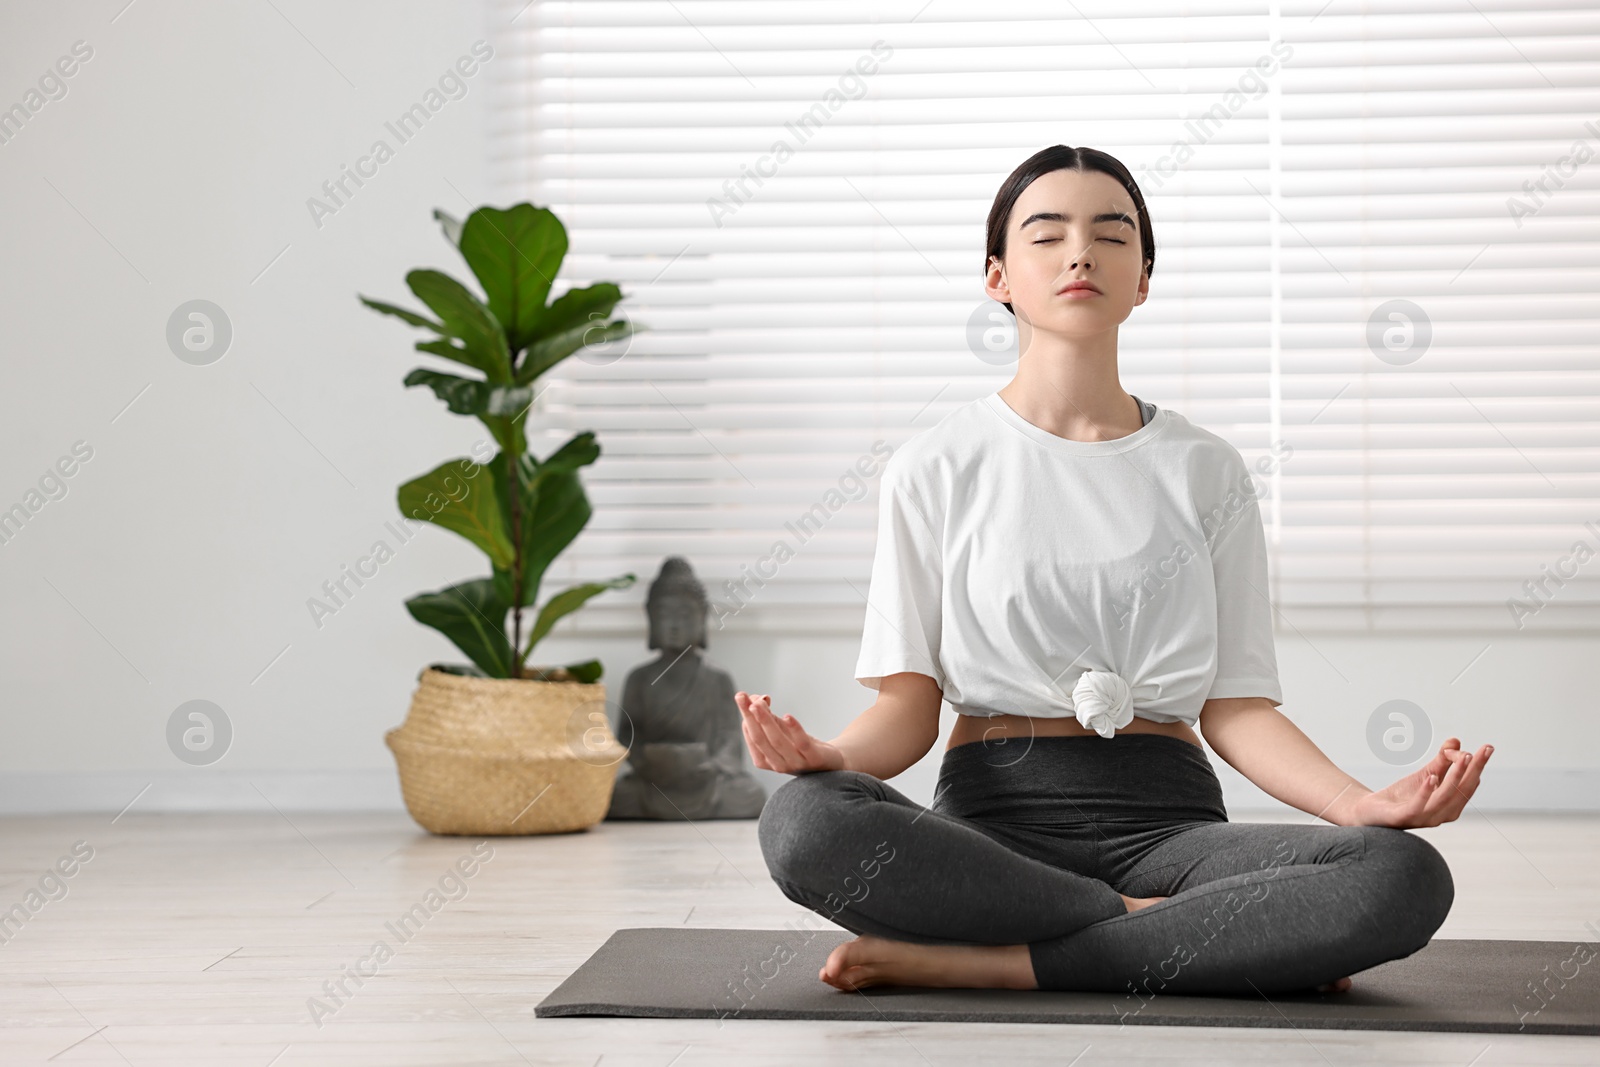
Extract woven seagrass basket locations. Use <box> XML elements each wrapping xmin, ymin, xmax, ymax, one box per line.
<box><xmin>385</xmin><ymin>666</ymin><xmax>627</xmax><ymax>835</ymax></box>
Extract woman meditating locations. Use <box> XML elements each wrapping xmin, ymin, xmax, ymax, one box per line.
<box><xmin>736</xmin><ymin>145</ymin><xmax>1494</xmax><ymax>997</ymax></box>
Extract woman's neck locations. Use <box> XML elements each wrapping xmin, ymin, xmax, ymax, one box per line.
<box><xmin>998</xmin><ymin>329</ymin><xmax>1139</xmax><ymax>438</ymax></box>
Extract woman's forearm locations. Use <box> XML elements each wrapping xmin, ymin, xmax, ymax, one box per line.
<box><xmin>1199</xmin><ymin>699</ymin><xmax>1373</xmax><ymax>825</ymax></box>
<box><xmin>827</xmin><ymin>687</ymin><xmax>941</xmax><ymax>780</ymax></box>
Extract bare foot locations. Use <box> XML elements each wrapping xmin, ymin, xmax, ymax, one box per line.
<box><xmin>819</xmin><ymin>934</ymin><xmax>1037</xmax><ymax>991</ymax></box>
<box><xmin>1120</xmin><ymin>893</ymin><xmax>1169</xmax><ymax>913</ymax></box>
<box><xmin>817</xmin><ymin>932</ymin><xmax>1353</xmax><ymax>996</ymax></box>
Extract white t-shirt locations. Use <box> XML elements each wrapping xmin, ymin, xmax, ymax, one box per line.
<box><xmin>853</xmin><ymin>390</ymin><xmax>1283</xmax><ymax>732</ymax></box>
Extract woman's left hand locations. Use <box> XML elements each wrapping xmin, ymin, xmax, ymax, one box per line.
<box><xmin>1347</xmin><ymin>738</ymin><xmax>1493</xmax><ymax>828</ymax></box>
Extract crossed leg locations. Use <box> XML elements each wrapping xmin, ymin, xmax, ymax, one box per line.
<box><xmin>758</xmin><ymin>770</ymin><xmax>1130</xmax><ymax>946</ymax></box>
<box><xmin>757</xmin><ymin>769</ymin><xmax>1454</xmax><ymax>995</ymax></box>
<box><xmin>1026</xmin><ymin>817</ymin><xmax>1455</xmax><ymax>995</ymax></box>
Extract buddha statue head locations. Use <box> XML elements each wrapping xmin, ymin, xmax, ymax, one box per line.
<box><xmin>645</xmin><ymin>555</ymin><xmax>709</xmax><ymax>651</ymax></box>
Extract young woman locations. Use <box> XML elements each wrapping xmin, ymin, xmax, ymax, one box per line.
<box><xmin>735</xmin><ymin>145</ymin><xmax>1495</xmax><ymax>997</ymax></box>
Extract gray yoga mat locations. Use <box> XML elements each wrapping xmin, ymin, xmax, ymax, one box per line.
<box><xmin>535</xmin><ymin>928</ymin><xmax>1599</xmax><ymax>1035</ymax></box>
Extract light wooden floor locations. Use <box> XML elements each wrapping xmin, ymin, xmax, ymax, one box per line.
<box><xmin>2</xmin><ymin>809</ymin><xmax>1597</xmax><ymax>1065</ymax></box>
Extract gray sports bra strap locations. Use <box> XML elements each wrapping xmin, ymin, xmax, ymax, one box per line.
<box><xmin>1130</xmin><ymin>393</ymin><xmax>1156</xmax><ymax>427</ymax></box>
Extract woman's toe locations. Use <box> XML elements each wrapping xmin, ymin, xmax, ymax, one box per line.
<box><xmin>840</xmin><ymin>965</ymin><xmax>876</xmax><ymax>990</ymax></box>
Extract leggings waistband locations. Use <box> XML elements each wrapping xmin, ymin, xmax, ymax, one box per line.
<box><xmin>934</xmin><ymin>733</ymin><xmax>1228</xmax><ymax>826</ymax></box>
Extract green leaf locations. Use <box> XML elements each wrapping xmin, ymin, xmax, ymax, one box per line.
<box><xmin>398</xmin><ymin>458</ymin><xmax>516</xmax><ymax>570</ymax></box>
<box><xmin>410</xmin><ymin>343</ymin><xmax>509</xmax><ymax>407</ymax></box>
<box><xmin>428</xmin><ymin>662</ymin><xmax>488</xmax><ymax>678</ymax></box>
<box><xmin>515</xmin><ymin>437</ymin><xmax>600</xmax><ymax>606</ymax></box>
<box><xmin>402</xmin><ymin>371</ymin><xmax>534</xmax><ymax>429</ymax></box>
<box><xmin>521</xmin><ymin>470</ymin><xmax>589</xmax><ymax>602</ymax></box>
<box><xmin>485</xmin><ymin>384</ymin><xmax>537</xmax><ymax>419</ymax></box>
<box><xmin>405</xmin><ymin>269</ymin><xmax>512</xmax><ymax>382</ymax></box>
<box><xmin>405</xmin><ymin>579</ymin><xmax>513</xmax><ymax>678</ymax></box>
<box><xmin>489</xmin><ymin>418</ymin><xmax>526</xmax><ymax>461</ymax></box>
<box><xmin>519</xmin><ymin>575</ymin><xmax>637</xmax><ymax>660</ymax></box>
<box><xmin>359</xmin><ymin>295</ymin><xmax>442</xmax><ymax>331</ymax></box>
<box><xmin>538</xmin><ymin>429</ymin><xmax>602</xmax><ymax>474</ymax></box>
<box><xmin>466</xmin><ymin>391</ymin><xmax>529</xmax><ymax>463</ymax></box>
<box><xmin>516</xmin><ymin>318</ymin><xmax>636</xmax><ymax>386</ymax></box>
<box><xmin>404</xmin><ymin>368</ymin><xmax>491</xmax><ymax>415</ymax></box>
<box><xmin>562</xmin><ymin>658</ymin><xmax>604</xmax><ymax>683</ymax></box>
<box><xmin>433</xmin><ymin>207</ymin><xmax>463</xmax><ymax>247</ymax></box>
<box><xmin>539</xmin><ymin>283</ymin><xmax>623</xmax><ymax>337</ymax></box>
<box><xmin>485</xmin><ymin>433</ymin><xmax>602</xmax><ymax>608</ymax></box>
<box><xmin>486</xmin><ymin>451</ymin><xmax>535</xmax><ymax>607</ymax></box>
<box><xmin>458</xmin><ymin>205</ymin><xmax>568</xmax><ymax>353</ymax></box>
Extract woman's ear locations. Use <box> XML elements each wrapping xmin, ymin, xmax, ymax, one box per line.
<box><xmin>985</xmin><ymin>255</ymin><xmax>1009</xmax><ymax>303</ymax></box>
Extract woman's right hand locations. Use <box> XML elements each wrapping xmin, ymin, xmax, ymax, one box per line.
<box><xmin>735</xmin><ymin>691</ymin><xmax>847</xmax><ymax>775</ymax></box>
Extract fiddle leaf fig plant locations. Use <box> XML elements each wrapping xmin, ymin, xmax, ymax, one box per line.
<box><xmin>361</xmin><ymin>203</ymin><xmax>639</xmax><ymax>682</ymax></box>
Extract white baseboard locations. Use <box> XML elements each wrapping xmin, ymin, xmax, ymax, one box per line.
<box><xmin>0</xmin><ymin>766</ymin><xmax>1594</xmax><ymax>815</ymax></box>
<box><xmin>0</xmin><ymin>770</ymin><xmax>406</xmax><ymax>815</ymax></box>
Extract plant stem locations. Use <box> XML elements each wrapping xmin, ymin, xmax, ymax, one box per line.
<box><xmin>507</xmin><ymin>448</ymin><xmax>525</xmax><ymax>677</ymax></box>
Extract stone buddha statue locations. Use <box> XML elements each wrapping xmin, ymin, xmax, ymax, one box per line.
<box><xmin>605</xmin><ymin>556</ymin><xmax>768</xmax><ymax>820</ymax></box>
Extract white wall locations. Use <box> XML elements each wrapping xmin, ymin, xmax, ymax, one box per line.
<box><xmin>2</xmin><ymin>2</ymin><xmax>1594</xmax><ymax>816</ymax></box>
<box><xmin>0</xmin><ymin>0</ymin><xmax>504</xmax><ymax>805</ymax></box>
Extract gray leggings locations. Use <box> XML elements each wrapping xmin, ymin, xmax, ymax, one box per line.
<box><xmin>757</xmin><ymin>734</ymin><xmax>1454</xmax><ymax>996</ymax></box>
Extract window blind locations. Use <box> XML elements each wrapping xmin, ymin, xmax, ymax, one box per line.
<box><xmin>1268</xmin><ymin>2</ymin><xmax>1600</xmax><ymax>632</ymax></box>
<box><xmin>487</xmin><ymin>0</ymin><xmax>1600</xmax><ymax>636</ymax></box>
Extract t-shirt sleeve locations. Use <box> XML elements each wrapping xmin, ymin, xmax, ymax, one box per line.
<box><xmin>1205</xmin><ymin>451</ymin><xmax>1284</xmax><ymax>705</ymax></box>
<box><xmin>853</xmin><ymin>454</ymin><xmax>947</xmax><ymax>694</ymax></box>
